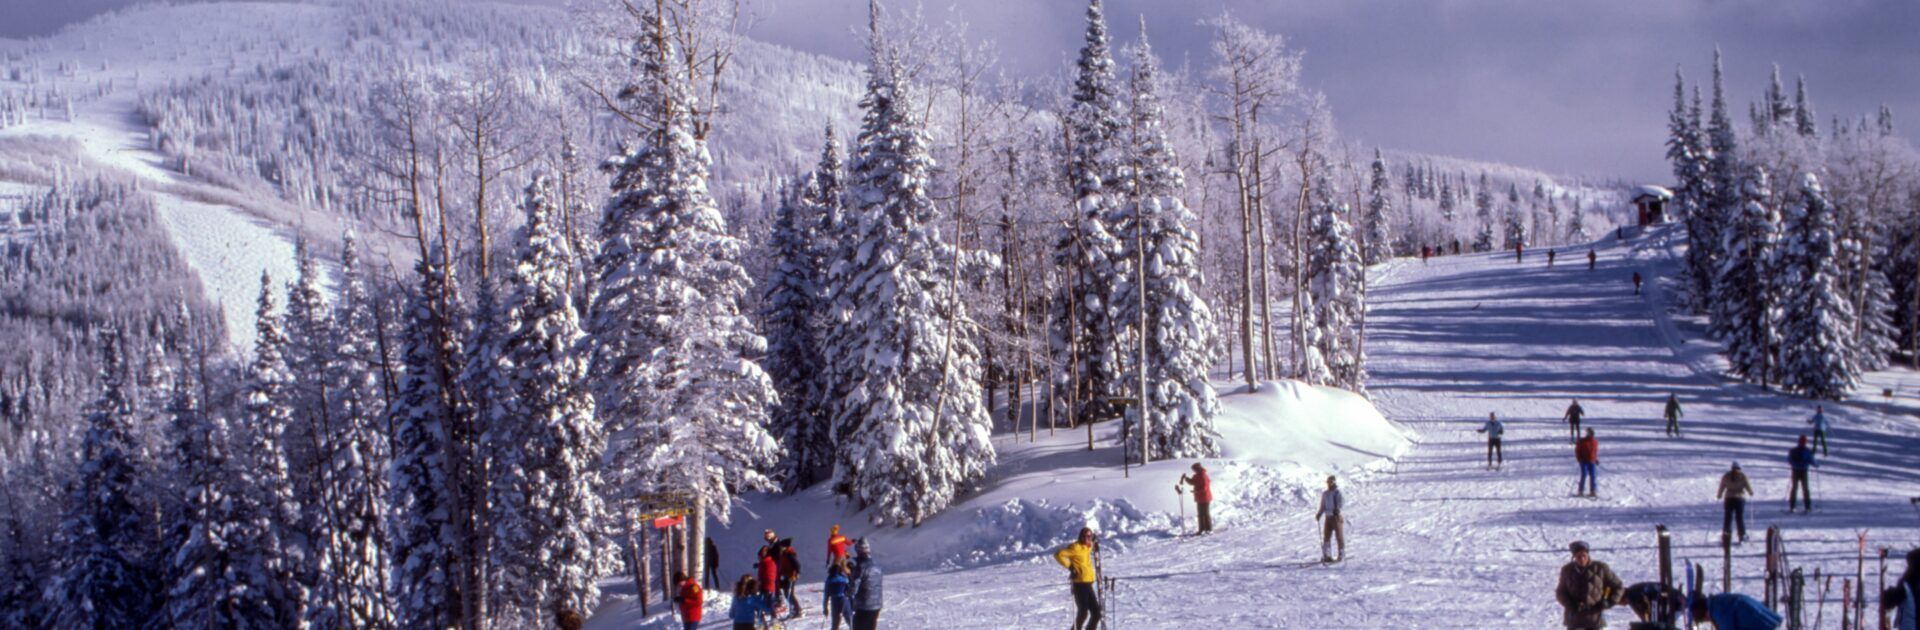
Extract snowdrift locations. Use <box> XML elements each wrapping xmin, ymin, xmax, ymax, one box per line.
<box><xmin>700</xmin><ymin>380</ymin><xmax>1408</xmax><ymax>582</ymax></box>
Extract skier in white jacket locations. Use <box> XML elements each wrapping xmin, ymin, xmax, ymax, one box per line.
<box><xmin>1315</xmin><ymin>476</ymin><xmax>1345</xmax><ymax>563</ymax></box>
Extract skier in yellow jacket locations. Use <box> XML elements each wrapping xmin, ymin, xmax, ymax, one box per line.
<box><xmin>1053</xmin><ymin>527</ymin><xmax>1102</xmax><ymax>630</ymax></box>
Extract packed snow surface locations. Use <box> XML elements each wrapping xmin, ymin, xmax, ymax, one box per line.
<box><xmin>599</xmin><ymin>228</ymin><xmax>1920</xmax><ymax>628</ymax></box>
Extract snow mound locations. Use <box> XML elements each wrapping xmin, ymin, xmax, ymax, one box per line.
<box><xmin>941</xmin><ymin>498</ymin><xmax>1172</xmax><ymax>569</ymax></box>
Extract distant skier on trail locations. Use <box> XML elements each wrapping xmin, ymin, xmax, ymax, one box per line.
<box><xmin>1422</xmin><ymin>245</ymin><xmax>1432</xmax><ymax>264</ymax></box>
<box><xmin>1717</xmin><ymin>462</ymin><xmax>1754</xmax><ymax>543</ymax></box>
<box><xmin>1563</xmin><ymin>399</ymin><xmax>1586</xmax><ymax>444</ymax></box>
<box><xmin>1688</xmin><ymin>591</ymin><xmax>1784</xmax><ymax>630</ymax></box>
<box><xmin>1478</xmin><ymin>412</ymin><xmax>1505</xmax><ymax>469</ymax></box>
<box><xmin>705</xmin><ymin>537</ymin><xmax>722</xmax><ymax>589</ymax></box>
<box><xmin>1632</xmin><ymin>271</ymin><xmax>1643</xmax><ymax>296</ymax></box>
<box><xmin>1178</xmin><ymin>462</ymin><xmax>1215</xmax><ymax>534</ymax></box>
<box><xmin>1787</xmin><ymin>436</ymin><xmax>1818</xmax><ymax>513</ymax></box>
<box><xmin>1575</xmin><ymin>429</ymin><xmax>1600</xmax><ymax>497</ymax></box>
<box><xmin>1548</xmin><ymin>248</ymin><xmax>1557</xmax><ymax>267</ymax></box>
<box><xmin>849</xmin><ymin>539</ymin><xmax>884</xmax><ymax>630</ymax></box>
<box><xmin>1555</xmin><ymin>540</ymin><xmax>1624</xmax><ymax>629</ymax></box>
<box><xmin>1880</xmin><ymin>548</ymin><xmax>1919</xmax><ymax>630</ymax></box>
<box><xmin>1807</xmin><ymin>406</ymin><xmax>1831</xmax><ymax>456</ymax></box>
<box><xmin>1517</xmin><ymin>244</ymin><xmax>1525</xmax><ymax>263</ymax></box>
<box><xmin>1053</xmin><ymin>527</ymin><xmax>1103</xmax><ymax>630</ymax></box>
<box><xmin>1588</xmin><ymin>248</ymin><xmax>1597</xmax><ymax>270</ymax></box>
<box><xmin>1664</xmin><ymin>393</ymin><xmax>1684</xmax><ymax>437</ymax></box>
<box><xmin>1316</xmin><ymin>475</ymin><xmax>1345</xmax><ymax>563</ymax></box>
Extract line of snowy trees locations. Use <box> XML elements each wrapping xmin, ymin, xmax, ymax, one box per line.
<box><xmin>1668</xmin><ymin>49</ymin><xmax>1919</xmax><ymax>400</ymax></box>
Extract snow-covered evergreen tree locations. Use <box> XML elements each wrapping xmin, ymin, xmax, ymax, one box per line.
<box><xmin>235</xmin><ymin>272</ymin><xmax>309</xmax><ymax>626</ymax></box>
<box><xmin>1362</xmin><ymin>149</ymin><xmax>1394</xmax><ymax>265</ymax></box>
<box><xmin>1306</xmin><ymin>176</ymin><xmax>1367</xmax><ymax>393</ymax></box>
<box><xmin>1568</xmin><ymin>202</ymin><xmax>1589</xmax><ymax>242</ymax></box>
<box><xmin>164</xmin><ymin>361</ymin><xmax>279</xmax><ymax>628</ymax></box>
<box><xmin>1666</xmin><ymin>70</ymin><xmax>1709</xmax><ymax>240</ymax></box>
<box><xmin>489</xmin><ymin>175</ymin><xmax>607</xmax><ymax>626</ymax></box>
<box><xmin>1694</xmin><ymin>49</ymin><xmax>1742</xmax><ymax>312</ymax></box>
<box><xmin>586</xmin><ymin>13</ymin><xmax>780</xmax><ymax>539</ymax></box>
<box><xmin>1051</xmin><ymin>0</ymin><xmax>1129</xmax><ymax>422</ymax></box>
<box><xmin>1779</xmin><ymin>174</ymin><xmax>1859</xmax><ymax>399</ymax></box>
<box><xmin>388</xmin><ymin>250</ymin><xmax>468</xmax><ymax>629</ymax></box>
<box><xmin>765</xmin><ymin>178</ymin><xmax>829</xmax><ymax>492</ymax></box>
<box><xmin>1111</xmin><ymin>25</ymin><xmax>1220</xmax><ymax>460</ymax></box>
<box><xmin>306</xmin><ymin>233</ymin><xmax>394</xmax><ymax>630</ymax></box>
<box><xmin>829</xmin><ymin>19</ymin><xmax>995</xmax><ymax>526</ymax></box>
<box><xmin>1502</xmin><ymin>204</ymin><xmax>1529</xmax><ymax>251</ymax></box>
<box><xmin>1712</xmin><ymin>165</ymin><xmax>1782</xmax><ymax>384</ymax></box>
<box><xmin>1438</xmin><ymin>178</ymin><xmax>1456</xmax><ymax>221</ymax></box>
<box><xmin>1471</xmin><ymin>174</ymin><xmax>1495</xmax><ymax>252</ymax></box>
<box><xmin>1793</xmin><ymin>76</ymin><xmax>1817</xmax><ymax>138</ymax></box>
<box><xmin>47</xmin><ymin>332</ymin><xmax>158</xmax><ymax>628</ymax></box>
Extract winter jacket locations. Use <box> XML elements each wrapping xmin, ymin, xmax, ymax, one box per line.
<box><xmin>1317</xmin><ymin>488</ymin><xmax>1344</xmax><ymax>518</ymax></box>
<box><xmin>850</xmin><ymin>553</ymin><xmax>884</xmax><ymax>611</ymax></box>
<box><xmin>676</xmin><ymin>579</ymin><xmax>704</xmax><ymax>622</ymax></box>
<box><xmin>1566</xmin><ymin>403</ymin><xmax>1586</xmax><ymax>423</ymax></box>
<box><xmin>1054</xmin><ymin>541</ymin><xmax>1097</xmax><ymax>584</ymax></box>
<box><xmin>1719</xmin><ymin>470</ymin><xmax>1755</xmax><ymax>501</ymax></box>
<box><xmin>1705</xmin><ymin>593</ymin><xmax>1783</xmax><ymax>630</ymax></box>
<box><xmin>1892</xmin><ymin>582</ymin><xmax>1917</xmax><ymax>630</ymax></box>
<box><xmin>1575</xmin><ymin>437</ymin><xmax>1599</xmax><ymax>464</ymax></box>
<box><xmin>1479</xmin><ymin>419</ymin><xmax>1505</xmax><ymax>440</ymax></box>
<box><xmin>758</xmin><ymin>554</ymin><xmax>779</xmax><ymax>593</ymax></box>
<box><xmin>1555</xmin><ymin>560</ymin><xmax>1624</xmax><ymax>628</ymax></box>
<box><xmin>1789</xmin><ymin>446</ymin><xmax>1817</xmax><ymax>473</ymax></box>
<box><xmin>1665</xmin><ymin>399</ymin><xmax>1683</xmax><ymax>421</ymax></box>
<box><xmin>827</xmin><ymin>533</ymin><xmax>851</xmax><ymax>562</ymax></box>
<box><xmin>1809</xmin><ymin>411</ymin><xmax>1831</xmax><ymax>433</ymax></box>
<box><xmin>822</xmin><ymin>566</ymin><xmax>851</xmax><ymax>610</ymax></box>
<box><xmin>1189</xmin><ymin>471</ymin><xmax>1213</xmax><ymax>503</ymax></box>
<box><xmin>773</xmin><ymin>538</ymin><xmax>801</xmax><ymax>579</ymax></box>
<box><xmin>728</xmin><ymin>593</ymin><xmax>773</xmax><ymax>624</ymax></box>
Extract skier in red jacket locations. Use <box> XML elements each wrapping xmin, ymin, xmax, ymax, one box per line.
<box><xmin>1575</xmin><ymin>429</ymin><xmax>1600</xmax><ymax>497</ymax></box>
<box><xmin>674</xmin><ymin>571</ymin><xmax>703</xmax><ymax>630</ymax></box>
<box><xmin>1178</xmin><ymin>463</ymin><xmax>1215</xmax><ymax>534</ymax></box>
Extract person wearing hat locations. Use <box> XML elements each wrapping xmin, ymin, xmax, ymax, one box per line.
<box><xmin>1556</xmin><ymin>540</ymin><xmax>1624</xmax><ymax>629</ymax></box>
<box><xmin>849</xmin><ymin>538</ymin><xmax>884</xmax><ymax>630</ymax></box>
<box><xmin>1315</xmin><ymin>476</ymin><xmax>1345</xmax><ymax>563</ymax></box>
<box><xmin>1178</xmin><ymin>462</ymin><xmax>1215</xmax><ymax>534</ymax></box>
<box><xmin>1881</xmin><ymin>548</ymin><xmax>1920</xmax><ymax>630</ymax></box>
<box><xmin>1788</xmin><ymin>436</ymin><xmax>1818</xmax><ymax>513</ymax></box>
<box><xmin>1717</xmin><ymin>462</ymin><xmax>1755</xmax><ymax>543</ymax></box>
<box><xmin>827</xmin><ymin>524</ymin><xmax>852</xmax><ymax>565</ymax></box>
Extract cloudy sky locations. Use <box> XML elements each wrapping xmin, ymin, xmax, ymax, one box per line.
<box><xmin>7</xmin><ymin>0</ymin><xmax>1915</xmax><ymax>181</ymax></box>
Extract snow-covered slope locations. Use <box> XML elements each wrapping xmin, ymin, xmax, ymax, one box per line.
<box><xmin>603</xmin><ymin>231</ymin><xmax>1920</xmax><ymax>628</ymax></box>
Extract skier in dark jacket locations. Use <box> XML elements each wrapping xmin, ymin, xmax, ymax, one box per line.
<box><xmin>704</xmin><ymin>537</ymin><xmax>721</xmax><ymax>589</ymax></box>
<box><xmin>1632</xmin><ymin>271</ymin><xmax>1643</xmax><ymax>295</ymax></box>
<box><xmin>1664</xmin><ymin>393</ymin><xmax>1684</xmax><ymax>437</ymax></box>
<box><xmin>1478</xmin><ymin>412</ymin><xmax>1505</xmax><ymax>469</ymax></box>
<box><xmin>1517</xmin><ymin>244</ymin><xmax>1525</xmax><ymax>263</ymax></box>
<box><xmin>1788</xmin><ymin>436</ymin><xmax>1818</xmax><ymax>512</ymax></box>
<box><xmin>1556</xmin><ymin>540</ymin><xmax>1624</xmax><ymax>629</ymax></box>
<box><xmin>772</xmin><ymin>537</ymin><xmax>802</xmax><ymax>618</ymax></box>
<box><xmin>1563</xmin><ymin>399</ymin><xmax>1586</xmax><ymax>444</ymax></box>
<box><xmin>849</xmin><ymin>539</ymin><xmax>884</xmax><ymax>630</ymax></box>
<box><xmin>1689</xmin><ymin>591</ymin><xmax>1784</xmax><ymax>629</ymax></box>
<box><xmin>1881</xmin><ymin>548</ymin><xmax>1920</xmax><ymax>630</ymax></box>
<box><xmin>1178</xmin><ymin>462</ymin><xmax>1215</xmax><ymax>534</ymax></box>
<box><xmin>1623</xmin><ymin>582</ymin><xmax>1686</xmax><ymax>625</ymax></box>
<box><xmin>1588</xmin><ymin>248</ymin><xmax>1597</xmax><ymax>270</ymax></box>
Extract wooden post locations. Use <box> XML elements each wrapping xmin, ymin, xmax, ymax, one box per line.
<box><xmin>635</xmin><ymin>526</ymin><xmax>650</xmax><ymax>616</ymax></box>
<box><xmin>660</xmin><ymin>523</ymin><xmax>673</xmax><ymax>605</ymax></box>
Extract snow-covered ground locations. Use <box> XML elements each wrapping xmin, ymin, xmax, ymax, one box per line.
<box><xmin>599</xmin><ymin>230</ymin><xmax>1920</xmax><ymax>628</ymax></box>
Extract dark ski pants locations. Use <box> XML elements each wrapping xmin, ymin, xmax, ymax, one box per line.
<box><xmin>1666</xmin><ymin>417</ymin><xmax>1681</xmax><ymax>437</ymax></box>
<box><xmin>683</xmin><ymin>622</ymin><xmax>698</xmax><ymax>630</ymax></box>
<box><xmin>1789</xmin><ymin>470</ymin><xmax>1812</xmax><ymax>511</ymax></box>
<box><xmin>734</xmin><ymin>624</ymin><xmax>755</xmax><ymax>630</ymax></box>
<box><xmin>1577</xmin><ymin>462</ymin><xmax>1598</xmax><ymax>495</ymax></box>
<box><xmin>1321</xmin><ymin>513</ymin><xmax>1345</xmax><ymax>559</ymax></box>
<box><xmin>1486</xmin><ymin>438</ymin><xmax>1504</xmax><ymax>467</ymax></box>
<box><xmin>1812</xmin><ymin>429</ymin><xmax>1829</xmax><ymax>456</ymax></box>
<box><xmin>852</xmin><ymin>609</ymin><xmax>880</xmax><ymax>630</ymax></box>
<box><xmin>705</xmin><ymin>563</ymin><xmax>721</xmax><ymax>589</ymax></box>
<box><xmin>779</xmin><ymin>576</ymin><xmax>801</xmax><ymax>615</ymax></box>
<box><xmin>827</xmin><ymin>596</ymin><xmax>853</xmax><ymax>630</ymax></box>
<box><xmin>1723</xmin><ymin>498</ymin><xmax>1748</xmax><ymax>540</ymax></box>
<box><xmin>1196</xmin><ymin>500</ymin><xmax>1213</xmax><ymax>533</ymax></box>
<box><xmin>1568</xmin><ymin>420</ymin><xmax>1581</xmax><ymax>444</ymax></box>
<box><xmin>1070</xmin><ymin>582</ymin><xmax>1103</xmax><ymax>630</ymax></box>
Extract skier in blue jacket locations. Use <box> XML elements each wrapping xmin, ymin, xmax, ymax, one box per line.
<box><xmin>1788</xmin><ymin>436</ymin><xmax>1818</xmax><ymax>512</ymax></box>
<box><xmin>1690</xmin><ymin>591</ymin><xmax>1783</xmax><ymax>629</ymax></box>
<box><xmin>729</xmin><ymin>576</ymin><xmax>775</xmax><ymax>630</ymax></box>
<box><xmin>823</xmin><ymin>556</ymin><xmax>854</xmax><ymax>630</ymax></box>
<box><xmin>1807</xmin><ymin>406</ymin><xmax>1831</xmax><ymax>456</ymax></box>
<box><xmin>1477</xmin><ymin>412</ymin><xmax>1506</xmax><ymax>469</ymax></box>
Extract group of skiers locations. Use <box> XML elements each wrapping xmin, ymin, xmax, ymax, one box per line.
<box><xmin>1559</xmin><ymin>543</ymin><xmax>1920</xmax><ymax>629</ymax></box>
<box><xmin>680</xmin><ymin>525</ymin><xmax>882</xmax><ymax>630</ymax></box>
<box><xmin>1416</xmin><ymin>242</ymin><xmax>1602</xmax><ymax>272</ymax></box>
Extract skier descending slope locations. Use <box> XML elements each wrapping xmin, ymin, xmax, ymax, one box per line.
<box><xmin>1478</xmin><ymin>412</ymin><xmax>1506</xmax><ymax>469</ymax></box>
<box><xmin>1316</xmin><ymin>476</ymin><xmax>1346</xmax><ymax>563</ymax></box>
<box><xmin>1556</xmin><ymin>541</ymin><xmax>1625</xmax><ymax>630</ymax></box>
<box><xmin>1053</xmin><ymin>528</ymin><xmax>1103</xmax><ymax>630</ymax></box>
<box><xmin>1788</xmin><ymin>436</ymin><xmax>1818</xmax><ymax>513</ymax></box>
<box><xmin>1665</xmin><ymin>393</ymin><xmax>1685</xmax><ymax>437</ymax></box>
<box><xmin>1588</xmin><ymin>248</ymin><xmax>1598</xmax><ymax>270</ymax></box>
<box><xmin>1807</xmin><ymin>406</ymin><xmax>1832</xmax><ymax>456</ymax></box>
<box><xmin>1575</xmin><ymin>429</ymin><xmax>1600</xmax><ymax>497</ymax></box>
<box><xmin>1563</xmin><ymin>399</ymin><xmax>1586</xmax><ymax>444</ymax></box>
<box><xmin>1719</xmin><ymin>462</ymin><xmax>1755</xmax><ymax>543</ymax></box>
